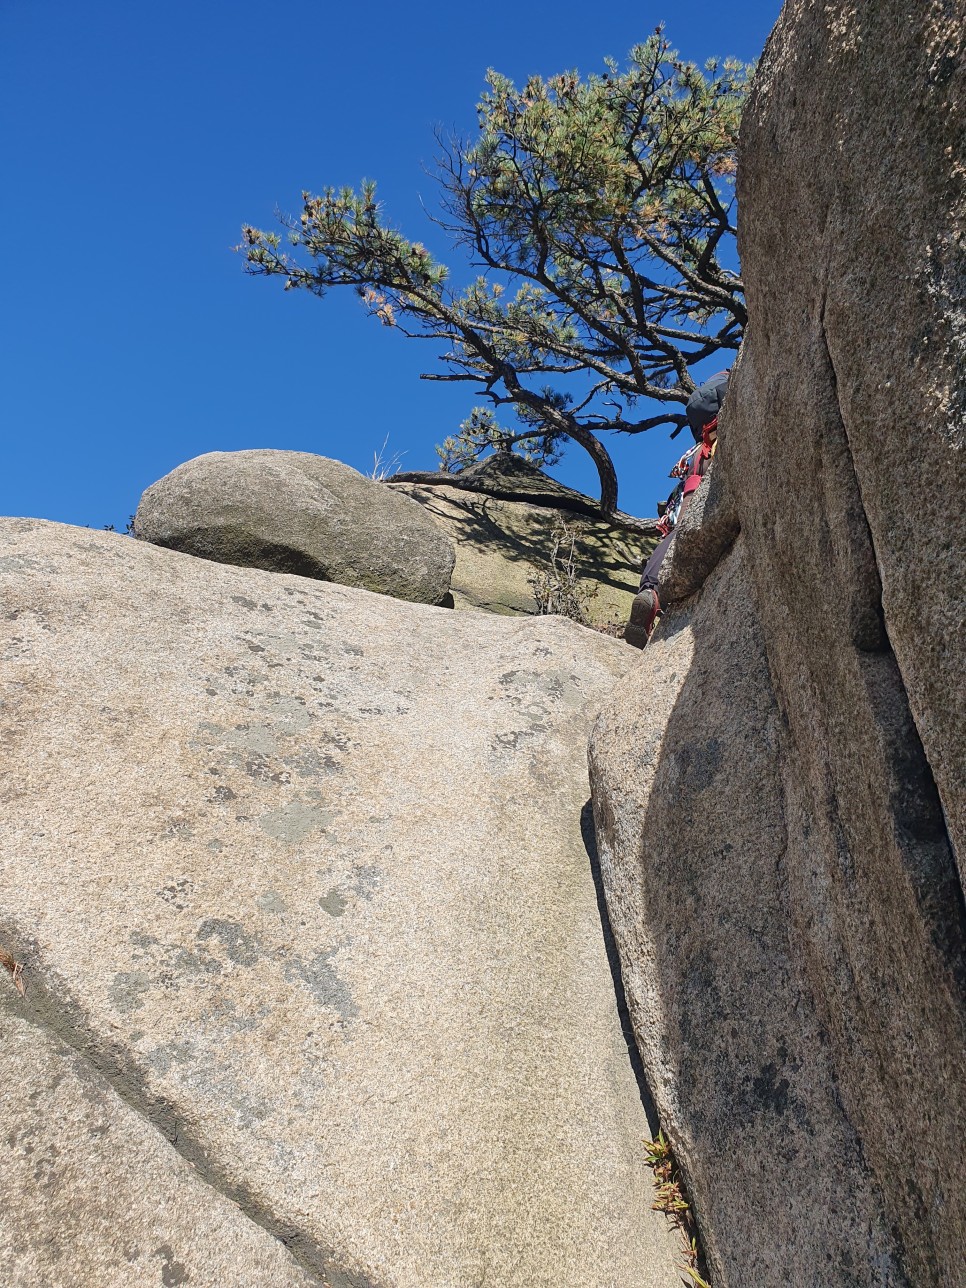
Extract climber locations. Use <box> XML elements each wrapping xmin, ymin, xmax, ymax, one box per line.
<box><xmin>623</xmin><ymin>371</ymin><xmax>729</xmax><ymax>649</ymax></box>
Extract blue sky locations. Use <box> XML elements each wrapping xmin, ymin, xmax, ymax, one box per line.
<box><xmin>1</xmin><ymin>0</ymin><xmax>781</xmax><ymax>530</ymax></box>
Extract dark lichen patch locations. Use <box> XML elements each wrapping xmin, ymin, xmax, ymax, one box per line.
<box><xmin>154</xmin><ymin>1243</ymin><xmax>190</xmax><ymax>1287</ymax></box>
<box><xmin>495</xmin><ymin>668</ymin><xmax>574</xmax><ymax>732</ymax></box>
<box><xmin>285</xmin><ymin>745</ymin><xmax>344</xmax><ymax>779</ymax></box>
<box><xmin>229</xmin><ymin>1090</ymin><xmax>273</xmax><ymax>1130</ymax></box>
<box><xmin>351</xmin><ymin>864</ymin><xmax>383</xmax><ymax>899</ymax></box>
<box><xmin>319</xmin><ymin>888</ymin><xmax>348</xmax><ymax>917</ymax></box>
<box><xmin>730</xmin><ymin>1049</ymin><xmax>812</xmax><ymax>1135</ymax></box>
<box><xmin>231</xmin><ymin>595</ymin><xmax>258</xmax><ymax>610</ymax></box>
<box><xmin>109</xmin><ymin>970</ymin><xmax>153</xmax><ymax>1014</ymax></box>
<box><xmin>156</xmin><ymin>878</ymin><xmax>195</xmax><ymax>911</ymax></box>
<box><xmin>125</xmin><ymin>928</ymin><xmax>226</xmax><ymax>992</ymax></box>
<box><xmin>200</xmin><ymin>994</ymin><xmax>265</xmax><ymax>1036</ymax></box>
<box><xmin>143</xmin><ymin>1040</ymin><xmax>196</xmax><ymax>1077</ymax></box>
<box><xmin>4</xmin><ymin>605</ymin><xmax>54</xmax><ymax>632</ymax></box>
<box><xmin>0</xmin><ymin>554</ymin><xmax>57</xmax><ymax>573</ymax></box>
<box><xmin>285</xmin><ymin>950</ymin><xmax>358</xmax><ymax>1020</ymax></box>
<box><xmin>31</xmin><ymin>1140</ymin><xmax>63</xmax><ymax>1192</ymax></box>
<box><xmin>196</xmin><ymin>918</ymin><xmax>262</xmax><ymax>967</ymax></box>
<box><xmin>2</xmin><ymin>634</ymin><xmax>28</xmax><ymax>660</ymax></box>
<box><xmin>673</xmin><ymin>737</ymin><xmax>724</xmax><ymax>796</ymax></box>
<box><xmin>750</xmin><ymin>1063</ymin><xmax>791</xmax><ymax>1115</ymax></box>
<box><xmin>240</xmin><ymin>753</ymin><xmax>290</xmax><ymax>785</ymax></box>
<box><xmin>493</xmin><ymin>729</ymin><xmax>535</xmax><ymax>751</ymax></box>
<box><xmin>315</xmin><ymin>862</ymin><xmax>381</xmax><ymax>915</ymax></box>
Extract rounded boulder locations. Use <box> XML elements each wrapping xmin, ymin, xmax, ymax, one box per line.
<box><xmin>134</xmin><ymin>449</ymin><xmax>455</xmax><ymax>605</ymax></box>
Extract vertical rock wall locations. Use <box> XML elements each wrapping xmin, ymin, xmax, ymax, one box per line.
<box><xmin>590</xmin><ymin>2</ymin><xmax>966</xmax><ymax>1283</ymax></box>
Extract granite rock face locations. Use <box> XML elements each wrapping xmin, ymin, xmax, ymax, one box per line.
<box><xmin>590</xmin><ymin>1</ymin><xmax>966</xmax><ymax>1283</ymax></box>
<box><xmin>0</xmin><ymin>518</ymin><xmax>678</xmax><ymax>1288</ymax></box>
<box><xmin>0</xmin><ymin>1013</ymin><xmax>317</xmax><ymax>1288</ymax></box>
<box><xmin>134</xmin><ymin>450</ymin><xmax>455</xmax><ymax>606</ymax></box>
<box><xmin>592</xmin><ymin>546</ymin><xmax>902</xmax><ymax>1283</ymax></box>
<box><xmin>391</xmin><ymin>456</ymin><xmax>655</xmax><ymax>626</ymax></box>
<box><xmin>655</xmin><ymin>459</ymin><xmax>738</xmax><ymax>608</ymax></box>
<box><xmin>735</xmin><ymin>0</ymin><xmax>965</xmax><ymax>848</ymax></box>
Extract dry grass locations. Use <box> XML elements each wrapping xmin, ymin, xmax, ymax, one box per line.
<box><xmin>0</xmin><ymin>945</ymin><xmax>26</xmax><ymax>997</ymax></box>
<box><xmin>644</xmin><ymin>1131</ymin><xmax>710</xmax><ymax>1287</ymax></box>
<box><xmin>528</xmin><ymin>518</ymin><xmax>599</xmax><ymax>624</ymax></box>
<box><xmin>367</xmin><ymin>436</ymin><xmax>407</xmax><ymax>481</ymax></box>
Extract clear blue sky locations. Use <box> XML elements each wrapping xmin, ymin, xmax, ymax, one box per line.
<box><xmin>1</xmin><ymin>0</ymin><xmax>781</xmax><ymax>530</ymax></box>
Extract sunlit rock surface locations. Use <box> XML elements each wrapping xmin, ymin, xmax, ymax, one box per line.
<box><xmin>0</xmin><ymin>518</ymin><xmax>678</xmax><ymax>1288</ymax></box>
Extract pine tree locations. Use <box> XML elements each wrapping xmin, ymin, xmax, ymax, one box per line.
<box><xmin>241</xmin><ymin>29</ymin><xmax>751</xmax><ymax>519</ymax></box>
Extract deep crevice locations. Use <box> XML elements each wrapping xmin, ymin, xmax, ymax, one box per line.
<box><xmin>579</xmin><ymin>800</ymin><xmax>661</xmax><ymax>1136</ymax></box>
<box><xmin>582</xmin><ymin>791</ymin><xmax>712</xmax><ymax>1283</ymax></box>
<box><xmin>817</xmin><ymin>292</ymin><xmax>966</xmax><ymax>990</ymax></box>
<box><xmin>816</xmin><ymin>288</ymin><xmax>890</xmax><ymax>654</ymax></box>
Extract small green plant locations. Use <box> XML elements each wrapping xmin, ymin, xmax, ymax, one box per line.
<box><xmin>101</xmin><ymin>515</ymin><xmax>136</xmax><ymax>535</ymax></box>
<box><xmin>644</xmin><ymin>1131</ymin><xmax>710</xmax><ymax>1287</ymax></box>
<box><xmin>527</xmin><ymin>518</ymin><xmax>598</xmax><ymax>624</ymax></box>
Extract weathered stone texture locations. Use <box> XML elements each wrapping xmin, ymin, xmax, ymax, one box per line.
<box><xmin>591</xmin><ymin>1</ymin><xmax>966</xmax><ymax>1283</ymax></box>
<box><xmin>134</xmin><ymin>450</ymin><xmax>455</xmax><ymax>606</ymax></box>
<box><xmin>0</xmin><ymin>1012</ymin><xmax>317</xmax><ymax>1288</ymax></box>
<box><xmin>655</xmin><ymin>458</ymin><xmax>738</xmax><ymax>608</ymax></box>
<box><xmin>592</xmin><ymin>545</ymin><xmax>902</xmax><ymax>1284</ymax></box>
<box><xmin>390</xmin><ymin>456</ymin><xmax>655</xmax><ymax>626</ymax></box>
<box><xmin>0</xmin><ymin>518</ymin><xmax>678</xmax><ymax>1288</ymax></box>
<box><xmin>735</xmin><ymin>0</ymin><xmax>966</xmax><ymax>845</ymax></box>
